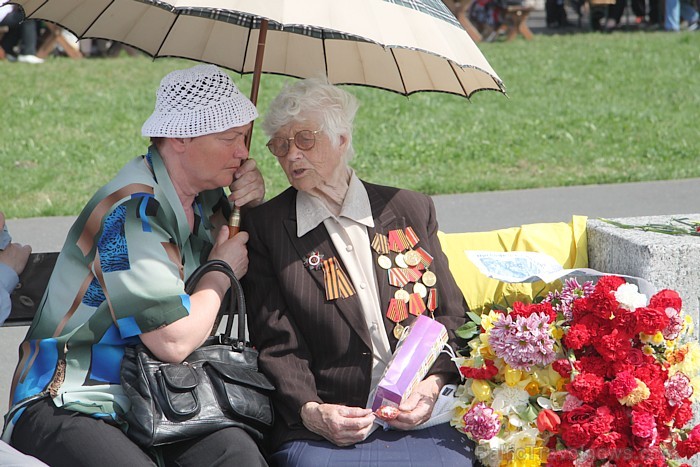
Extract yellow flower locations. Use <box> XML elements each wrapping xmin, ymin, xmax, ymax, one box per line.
<box><xmin>505</xmin><ymin>366</ymin><xmax>524</xmax><ymax>387</ymax></box>
<box><xmin>472</xmin><ymin>379</ymin><xmax>492</xmax><ymax>402</ymax></box>
<box><xmin>551</xmin><ymin>327</ymin><xmax>564</xmax><ymax>340</ymax></box>
<box><xmin>651</xmin><ymin>332</ymin><xmax>665</xmax><ymax>346</ymax></box>
<box><xmin>556</xmin><ymin>378</ymin><xmax>569</xmax><ymax>392</ymax></box>
<box><xmin>480</xmin><ymin>310</ymin><xmax>502</xmax><ymax>333</ymax></box>
<box><xmin>525</xmin><ymin>382</ymin><xmax>540</xmax><ymax>397</ymax></box>
<box><xmin>642</xmin><ymin>345</ymin><xmax>655</xmax><ymax>356</ymax></box>
<box><xmin>685</xmin><ymin>315</ymin><xmax>694</xmax><ymax>335</ymax></box>
<box><xmin>619</xmin><ymin>378</ymin><xmax>650</xmax><ymax>406</ymax></box>
<box><xmin>639</xmin><ymin>332</ymin><xmax>653</xmax><ymax>344</ymax></box>
<box><xmin>676</xmin><ymin>341</ymin><xmax>700</xmax><ymax>379</ymax></box>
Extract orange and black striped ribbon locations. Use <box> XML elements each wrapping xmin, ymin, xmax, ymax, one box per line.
<box><xmin>388</xmin><ymin>229</ymin><xmax>410</xmax><ymax>252</ymax></box>
<box><xmin>387</xmin><ymin>298</ymin><xmax>409</xmax><ymax>323</ymax></box>
<box><xmin>371</xmin><ymin>233</ymin><xmax>390</xmax><ymax>255</ymax></box>
<box><xmin>322</xmin><ymin>257</ymin><xmax>356</xmax><ymax>300</ymax></box>
<box><xmin>409</xmin><ymin>292</ymin><xmax>427</xmax><ymax>316</ymax></box>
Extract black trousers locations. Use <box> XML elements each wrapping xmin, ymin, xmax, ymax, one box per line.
<box><xmin>11</xmin><ymin>398</ymin><xmax>268</xmax><ymax>467</ymax></box>
<box><xmin>0</xmin><ymin>9</ymin><xmax>39</xmax><ymax>56</ymax></box>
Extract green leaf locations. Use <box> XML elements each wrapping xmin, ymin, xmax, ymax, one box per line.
<box><xmin>467</xmin><ymin>311</ymin><xmax>482</xmax><ymax>325</ymax></box>
<box><xmin>455</xmin><ymin>322</ymin><xmax>479</xmax><ymax>339</ymax></box>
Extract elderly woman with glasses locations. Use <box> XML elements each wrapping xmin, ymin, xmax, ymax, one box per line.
<box><xmin>241</xmin><ymin>79</ymin><xmax>476</xmax><ymax>466</ymax></box>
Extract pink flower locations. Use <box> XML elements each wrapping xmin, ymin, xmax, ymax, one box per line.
<box><xmin>665</xmin><ymin>372</ymin><xmax>693</xmax><ymax>406</ymax></box>
<box><xmin>662</xmin><ymin>307</ymin><xmax>684</xmax><ymax>340</ymax></box>
<box><xmin>462</xmin><ymin>402</ymin><xmax>501</xmax><ymax>441</ymax></box>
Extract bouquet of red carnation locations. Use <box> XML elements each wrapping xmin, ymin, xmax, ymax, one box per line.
<box><xmin>452</xmin><ymin>275</ymin><xmax>700</xmax><ymax>466</ymax></box>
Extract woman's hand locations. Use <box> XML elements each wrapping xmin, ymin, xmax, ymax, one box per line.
<box><xmin>208</xmin><ymin>225</ymin><xmax>249</xmax><ymax>280</ymax></box>
<box><xmin>300</xmin><ymin>402</ymin><xmax>376</xmax><ymax>447</ymax></box>
<box><xmin>0</xmin><ymin>212</ymin><xmax>31</xmax><ymax>276</ymax></box>
<box><xmin>387</xmin><ymin>374</ymin><xmax>447</xmax><ymax>430</ymax></box>
<box><xmin>230</xmin><ymin>159</ymin><xmax>265</xmax><ymax>208</ymax></box>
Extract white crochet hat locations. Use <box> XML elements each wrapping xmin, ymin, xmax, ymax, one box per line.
<box><xmin>141</xmin><ymin>64</ymin><xmax>258</xmax><ymax>138</ymax></box>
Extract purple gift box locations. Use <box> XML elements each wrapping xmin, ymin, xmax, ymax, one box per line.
<box><xmin>371</xmin><ymin>315</ymin><xmax>448</xmax><ymax>412</ymax></box>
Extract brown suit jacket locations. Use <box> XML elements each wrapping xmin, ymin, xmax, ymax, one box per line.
<box><xmin>241</xmin><ymin>181</ymin><xmax>469</xmax><ymax>449</ymax></box>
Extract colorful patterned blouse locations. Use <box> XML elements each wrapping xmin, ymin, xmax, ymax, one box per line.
<box><xmin>6</xmin><ymin>146</ymin><xmax>228</xmax><ymax>433</ymax></box>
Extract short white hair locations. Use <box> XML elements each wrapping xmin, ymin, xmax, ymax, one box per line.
<box><xmin>262</xmin><ymin>78</ymin><xmax>359</xmax><ymax>161</ymax></box>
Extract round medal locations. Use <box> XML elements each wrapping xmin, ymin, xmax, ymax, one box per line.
<box><xmin>413</xmin><ymin>282</ymin><xmax>427</xmax><ymax>298</ymax></box>
<box><xmin>393</xmin><ymin>322</ymin><xmax>406</xmax><ymax>340</ymax></box>
<box><xmin>394</xmin><ymin>289</ymin><xmax>410</xmax><ymax>302</ymax></box>
<box><xmin>395</xmin><ymin>253</ymin><xmax>408</xmax><ymax>269</ymax></box>
<box><xmin>404</xmin><ymin>250</ymin><xmax>421</xmax><ymax>267</ymax></box>
<box><xmin>422</xmin><ymin>271</ymin><xmax>437</xmax><ymax>287</ymax></box>
<box><xmin>377</xmin><ymin>255</ymin><xmax>392</xmax><ymax>270</ymax></box>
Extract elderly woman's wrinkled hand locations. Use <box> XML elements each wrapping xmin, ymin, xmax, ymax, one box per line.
<box><xmin>229</xmin><ymin>158</ymin><xmax>265</xmax><ymax>208</ymax></box>
<box><xmin>387</xmin><ymin>375</ymin><xmax>444</xmax><ymax>430</ymax></box>
<box><xmin>300</xmin><ymin>402</ymin><xmax>376</xmax><ymax>447</ymax></box>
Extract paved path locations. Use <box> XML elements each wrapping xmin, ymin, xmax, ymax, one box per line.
<box><xmin>2</xmin><ymin>177</ymin><xmax>699</xmax><ymax>415</ymax></box>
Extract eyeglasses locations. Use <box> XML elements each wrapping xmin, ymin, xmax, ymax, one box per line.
<box><xmin>266</xmin><ymin>130</ymin><xmax>321</xmax><ymax>158</ymax></box>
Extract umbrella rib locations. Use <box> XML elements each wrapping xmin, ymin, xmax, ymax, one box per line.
<box><xmin>241</xmin><ymin>19</ymin><xmax>254</xmax><ymax>75</ymax></box>
<box><xmin>322</xmin><ymin>29</ymin><xmax>329</xmax><ymax>79</ymax></box>
<box><xmin>80</xmin><ymin>0</ymin><xmax>116</xmax><ymax>37</ymax></box>
<box><xmin>154</xmin><ymin>10</ymin><xmax>181</xmax><ymax>58</ymax></box>
<box><xmin>22</xmin><ymin>0</ymin><xmax>47</xmax><ymax>17</ymax></box>
<box><xmin>448</xmin><ymin>61</ymin><xmax>471</xmax><ymax>100</ymax></box>
<box><xmin>389</xmin><ymin>48</ymin><xmax>408</xmax><ymax>96</ymax></box>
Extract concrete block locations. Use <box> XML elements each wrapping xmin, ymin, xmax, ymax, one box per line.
<box><xmin>587</xmin><ymin>214</ymin><xmax>700</xmax><ymax>328</ymax></box>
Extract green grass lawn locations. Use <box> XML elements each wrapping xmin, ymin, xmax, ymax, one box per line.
<box><xmin>2</xmin><ymin>30</ymin><xmax>699</xmax><ymax>218</ymax></box>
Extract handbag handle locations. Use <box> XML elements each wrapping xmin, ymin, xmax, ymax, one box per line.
<box><xmin>184</xmin><ymin>259</ymin><xmax>246</xmax><ymax>350</ymax></box>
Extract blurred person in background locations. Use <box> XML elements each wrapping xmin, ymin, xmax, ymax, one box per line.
<box><xmin>0</xmin><ymin>1</ymin><xmax>44</xmax><ymax>63</ymax></box>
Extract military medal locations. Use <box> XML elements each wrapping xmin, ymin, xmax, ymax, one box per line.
<box><xmin>404</xmin><ymin>227</ymin><xmax>420</xmax><ymax>248</ymax></box>
<box><xmin>387</xmin><ymin>298</ymin><xmax>408</xmax><ymax>338</ymax></box>
<box><xmin>409</xmin><ymin>292</ymin><xmax>427</xmax><ymax>316</ymax></box>
<box><xmin>379</xmin><ymin>226</ymin><xmax>439</xmax><ymax>336</ymax></box>
<box><xmin>388</xmin><ymin>268</ymin><xmax>409</xmax><ymax>288</ymax></box>
<box><xmin>422</xmin><ymin>270</ymin><xmax>437</xmax><ymax>287</ymax></box>
<box><xmin>303</xmin><ymin>251</ymin><xmax>324</xmax><ymax>270</ymax></box>
<box><xmin>371</xmin><ymin>233</ymin><xmax>389</xmax><ymax>254</ymax></box>
<box><xmin>404</xmin><ymin>249</ymin><xmax>421</xmax><ymax>267</ymax></box>
<box><xmin>394</xmin><ymin>253</ymin><xmax>408</xmax><ymax>268</ymax></box>
<box><xmin>394</xmin><ymin>289</ymin><xmax>410</xmax><ymax>302</ymax></box>
<box><xmin>378</xmin><ymin>255</ymin><xmax>392</xmax><ymax>269</ymax></box>
<box><xmin>413</xmin><ymin>282</ymin><xmax>427</xmax><ymax>298</ymax></box>
<box><xmin>427</xmin><ymin>288</ymin><xmax>438</xmax><ymax>313</ymax></box>
<box><xmin>414</xmin><ymin>247</ymin><xmax>433</xmax><ymax>268</ymax></box>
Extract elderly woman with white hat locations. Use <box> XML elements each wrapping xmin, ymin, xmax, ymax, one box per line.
<box><xmin>4</xmin><ymin>64</ymin><xmax>268</xmax><ymax>466</ymax></box>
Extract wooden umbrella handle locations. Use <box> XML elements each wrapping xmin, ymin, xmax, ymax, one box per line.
<box><xmin>228</xmin><ymin>205</ymin><xmax>241</xmax><ymax>238</ymax></box>
<box><xmin>228</xmin><ymin>19</ymin><xmax>269</xmax><ymax>240</ymax></box>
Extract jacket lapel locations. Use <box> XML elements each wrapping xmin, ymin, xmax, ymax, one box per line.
<box><xmin>282</xmin><ymin>198</ymin><xmax>373</xmax><ymax>349</ymax></box>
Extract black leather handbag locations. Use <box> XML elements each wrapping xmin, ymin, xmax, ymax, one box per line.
<box><xmin>120</xmin><ymin>260</ymin><xmax>274</xmax><ymax>448</ymax></box>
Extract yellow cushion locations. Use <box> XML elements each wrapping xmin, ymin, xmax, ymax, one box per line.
<box><xmin>438</xmin><ymin>216</ymin><xmax>588</xmax><ymax>314</ymax></box>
